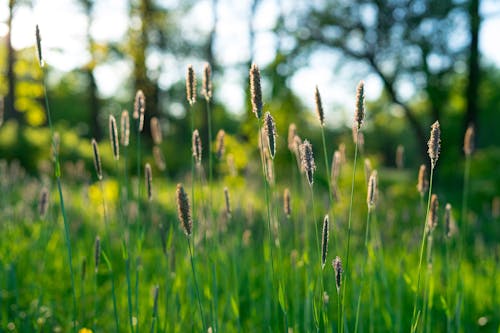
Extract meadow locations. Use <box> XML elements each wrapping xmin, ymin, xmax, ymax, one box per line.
<box><xmin>0</xmin><ymin>33</ymin><xmax>499</xmax><ymax>333</ymax></box>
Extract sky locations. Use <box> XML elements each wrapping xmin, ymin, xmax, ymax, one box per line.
<box><xmin>1</xmin><ymin>0</ymin><xmax>500</xmax><ymax>126</ymax></box>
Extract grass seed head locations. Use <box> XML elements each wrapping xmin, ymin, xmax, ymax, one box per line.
<box><xmin>152</xmin><ymin>146</ymin><xmax>166</xmax><ymax>171</ymax></box>
<box><xmin>354</xmin><ymin>81</ymin><xmax>365</xmax><ymax>130</ymax></box>
<box><xmin>287</xmin><ymin>123</ymin><xmax>297</xmax><ymax>152</ymax></box>
<box><xmin>417</xmin><ymin>164</ymin><xmax>429</xmax><ymax>196</ymax></box>
<box><xmin>444</xmin><ymin>203</ymin><xmax>454</xmax><ymax>238</ymax></box>
<box><xmin>284</xmin><ymin>188</ymin><xmax>291</xmax><ymax>218</ymax></box>
<box><xmin>364</xmin><ymin>158</ymin><xmax>372</xmax><ymax>184</ymax></box>
<box><xmin>264</xmin><ymin>112</ymin><xmax>276</xmax><ymax>159</ymax></box>
<box><xmin>145</xmin><ymin>163</ymin><xmax>152</xmax><ymax>202</ymax></box>
<box><xmin>428</xmin><ymin>194</ymin><xmax>439</xmax><ymax>233</ymax></box>
<box><xmin>216</xmin><ymin>129</ymin><xmax>225</xmax><ymax>160</ymax></box>
<box><xmin>91</xmin><ymin>139</ymin><xmax>102</xmax><ymax>180</ymax></box>
<box><xmin>321</xmin><ymin>215</ymin><xmax>330</xmax><ymax>269</ymax></box>
<box><xmin>150</xmin><ymin>117</ymin><xmax>162</xmax><ymax>145</ymax></box>
<box><xmin>333</xmin><ymin>256</ymin><xmax>343</xmax><ymax>292</ymax></box>
<box><xmin>249</xmin><ymin>63</ymin><xmax>263</xmax><ymax>119</ymax></box>
<box><xmin>224</xmin><ymin>186</ymin><xmax>231</xmax><ymax>217</ymax></box>
<box><xmin>120</xmin><ymin>110</ymin><xmax>130</xmax><ymax>146</ymax></box>
<box><xmin>464</xmin><ymin>123</ymin><xmax>475</xmax><ymax>156</ymax></box>
<box><xmin>300</xmin><ymin>140</ymin><xmax>316</xmax><ymax>186</ymax></box>
<box><xmin>202</xmin><ymin>62</ymin><xmax>212</xmax><ymax>102</ymax></box>
<box><xmin>367</xmin><ymin>170</ymin><xmax>378</xmax><ymax>209</ymax></box>
<box><xmin>176</xmin><ymin>183</ymin><xmax>192</xmax><ymax>236</ymax></box>
<box><xmin>314</xmin><ymin>86</ymin><xmax>324</xmax><ymax>126</ymax></box>
<box><xmin>186</xmin><ymin>64</ymin><xmax>196</xmax><ymax>106</ymax></box>
<box><xmin>134</xmin><ymin>90</ymin><xmax>146</xmax><ymax>132</ymax></box>
<box><xmin>192</xmin><ymin>129</ymin><xmax>202</xmax><ymax>166</ymax></box>
<box><xmin>109</xmin><ymin>115</ymin><xmax>119</xmax><ymax>160</ymax></box>
<box><xmin>35</xmin><ymin>25</ymin><xmax>44</xmax><ymax>67</ymax></box>
<box><xmin>38</xmin><ymin>187</ymin><xmax>49</xmax><ymax>218</ymax></box>
<box><xmin>427</xmin><ymin>121</ymin><xmax>441</xmax><ymax>169</ymax></box>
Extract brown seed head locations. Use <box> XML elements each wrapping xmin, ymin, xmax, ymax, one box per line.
<box><xmin>176</xmin><ymin>183</ymin><xmax>192</xmax><ymax>236</ymax></box>
<box><xmin>150</xmin><ymin>117</ymin><xmax>163</xmax><ymax>145</ymax></box>
<box><xmin>315</xmin><ymin>86</ymin><xmax>324</xmax><ymax>126</ymax></box>
<box><xmin>192</xmin><ymin>129</ymin><xmax>202</xmax><ymax>166</ymax></box>
<box><xmin>91</xmin><ymin>139</ymin><xmax>102</xmax><ymax>180</ymax></box>
<box><xmin>224</xmin><ymin>186</ymin><xmax>231</xmax><ymax>217</ymax></box>
<box><xmin>300</xmin><ymin>140</ymin><xmax>316</xmax><ymax>186</ymax></box>
<box><xmin>35</xmin><ymin>25</ymin><xmax>44</xmax><ymax>67</ymax></box>
<box><xmin>428</xmin><ymin>194</ymin><xmax>439</xmax><ymax>233</ymax></box>
<box><xmin>202</xmin><ymin>62</ymin><xmax>212</xmax><ymax>102</ymax></box>
<box><xmin>264</xmin><ymin>112</ymin><xmax>276</xmax><ymax>159</ymax></box>
<box><xmin>186</xmin><ymin>64</ymin><xmax>196</xmax><ymax>106</ymax></box>
<box><xmin>145</xmin><ymin>163</ymin><xmax>152</xmax><ymax>201</ymax></box>
<box><xmin>333</xmin><ymin>256</ymin><xmax>343</xmax><ymax>292</ymax></box>
<box><xmin>331</xmin><ymin>151</ymin><xmax>342</xmax><ymax>194</ymax></box>
<box><xmin>367</xmin><ymin>170</ymin><xmax>378</xmax><ymax>209</ymax></box>
<box><xmin>354</xmin><ymin>81</ymin><xmax>365</xmax><ymax>130</ymax></box>
<box><xmin>109</xmin><ymin>115</ymin><xmax>119</xmax><ymax>160</ymax></box>
<box><xmin>464</xmin><ymin>124</ymin><xmax>475</xmax><ymax>156</ymax></box>
<box><xmin>321</xmin><ymin>215</ymin><xmax>329</xmax><ymax>269</ymax></box>
<box><xmin>283</xmin><ymin>188</ymin><xmax>291</xmax><ymax>218</ymax></box>
<box><xmin>39</xmin><ymin>187</ymin><xmax>49</xmax><ymax>218</ymax></box>
<box><xmin>134</xmin><ymin>90</ymin><xmax>146</xmax><ymax>132</ymax></box>
<box><xmin>121</xmin><ymin>110</ymin><xmax>130</xmax><ymax>146</ymax></box>
<box><xmin>94</xmin><ymin>236</ymin><xmax>101</xmax><ymax>273</ymax></box>
<box><xmin>444</xmin><ymin>203</ymin><xmax>455</xmax><ymax>238</ymax></box>
<box><xmin>427</xmin><ymin>121</ymin><xmax>441</xmax><ymax>169</ymax></box>
<box><xmin>287</xmin><ymin>123</ymin><xmax>297</xmax><ymax>151</ymax></box>
<box><xmin>216</xmin><ymin>129</ymin><xmax>225</xmax><ymax>160</ymax></box>
<box><xmin>249</xmin><ymin>63</ymin><xmax>263</xmax><ymax>119</ymax></box>
<box><xmin>152</xmin><ymin>146</ymin><xmax>166</xmax><ymax>171</ymax></box>
<box><xmin>417</xmin><ymin>164</ymin><xmax>429</xmax><ymax>196</ymax></box>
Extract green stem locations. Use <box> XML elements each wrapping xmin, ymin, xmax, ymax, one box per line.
<box><xmin>126</xmin><ymin>258</ymin><xmax>135</xmax><ymax>333</ymax></box>
<box><xmin>187</xmin><ymin>237</ymin><xmax>206</xmax><ymax>331</ymax></box>
<box><xmin>354</xmin><ymin>209</ymin><xmax>372</xmax><ymax>333</ymax></box>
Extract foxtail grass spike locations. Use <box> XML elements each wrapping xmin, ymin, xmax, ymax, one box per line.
<box><xmin>186</xmin><ymin>65</ymin><xmax>196</xmax><ymax>106</ymax></box>
<box><xmin>287</xmin><ymin>123</ymin><xmax>297</xmax><ymax>151</ymax></box>
<box><xmin>333</xmin><ymin>256</ymin><xmax>343</xmax><ymax>292</ymax></box>
<box><xmin>428</xmin><ymin>121</ymin><xmax>441</xmax><ymax>169</ymax></box>
<box><xmin>145</xmin><ymin>163</ymin><xmax>152</xmax><ymax>202</ymax></box>
<box><xmin>428</xmin><ymin>194</ymin><xmax>439</xmax><ymax>233</ymax></box>
<box><xmin>202</xmin><ymin>63</ymin><xmax>212</xmax><ymax>102</ymax></box>
<box><xmin>284</xmin><ymin>188</ymin><xmax>291</xmax><ymax>218</ymax></box>
<box><xmin>176</xmin><ymin>183</ymin><xmax>192</xmax><ymax>236</ymax></box>
<box><xmin>293</xmin><ymin>135</ymin><xmax>302</xmax><ymax>162</ymax></box>
<box><xmin>39</xmin><ymin>187</ymin><xmax>49</xmax><ymax>218</ymax></box>
<box><xmin>152</xmin><ymin>146</ymin><xmax>166</xmax><ymax>171</ymax></box>
<box><xmin>249</xmin><ymin>63</ymin><xmax>263</xmax><ymax>119</ymax></box>
<box><xmin>417</xmin><ymin>164</ymin><xmax>429</xmax><ymax>196</ymax></box>
<box><xmin>150</xmin><ymin>117</ymin><xmax>162</xmax><ymax>145</ymax></box>
<box><xmin>354</xmin><ymin>81</ymin><xmax>365</xmax><ymax>130</ymax></box>
<box><xmin>216</xmin><ymin>129</ymin><xmax>225</xmax><ymax>159</ymax></box>
<box><xmin>321</xmin><ymin>215</ymin><xmax>330</xmax><ymax>269</ymax></box>
<box><xmin>264</xmin><ymin>112</ymin><xmax>276</xmax><ymax>159</ymax></box>
<box><xmin>134</xmin><ymin>90</ymin><xmax>146</xmax><ymax>132</ymax></box>
<box><xmin>464</xmin><ymin>124</ymin><xmax>475</xmax><ymax>156</ymax></box>
<box><xmin>109</xmin><ymin>115</ymin><xmax>119</xmax><ymax>160</ymax></box>
<box><xmin>224</xmin><ymin>186</ymin><xmax>231</xmax><ymax>217</ymax></box>
<box><xmin>121</xmin><ymin>110</ymin><xmax>130</xmax><ymax>146</ymax></box>
<box><xmin>192</xmin><ymin>129</ymin><xmax>202</xmax><ymax>166</ymax></box>
<box><xmin>94</xmin><ymin>236</ymin><xmax>101</xmax><ymax>273</ymax></box>
<box><xmin>367</xmin><ymin>170</ymin><xmax>378</xmax><ymax>209</ymax></box>
<box><xmin>35</xmin><ymin>25</ymin><xmax>44</xmax><ymax>67</ymax></box>
<box><xmin>315</xmin><ymin>86</ymin><xmax>325</xmax><ymax>126</ymax></box>
<box><xmin>91</xmin><ymin>139</ymin><xmax>102</xmax><ymax>180</ymax></box>
<box><xmin>300</xmin><ymin>140</ymin><xmax>316</xmax><ymax>186</ymax></box>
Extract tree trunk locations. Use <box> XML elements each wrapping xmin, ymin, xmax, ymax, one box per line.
<box><xmin>464</xmin><ymin>0</ymin><xmax>480</xmax><ymax>136</ymax></box>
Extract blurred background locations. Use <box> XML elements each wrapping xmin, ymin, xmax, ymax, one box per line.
<box><xmin>0</xmin><ymin>0</ymin><xmax>499</xmax><ymax>201</ymax></box>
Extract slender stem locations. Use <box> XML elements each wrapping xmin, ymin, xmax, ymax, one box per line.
<box><xmin>190</xmin><ymin>106</ymin><xmax>196</xmax><ymax>256</ymax></box>
<box><xmin>354</xmin><ymin>209</ymin><xmax>372</xmax><ymax>333</ymax></box>
<box><xmin>187</xmin><ymin>237</ymin><xmax>206</xmax><ymax>331</ymax></box>
<box><xmin>321</xmin><ymin>127</ymin><xmax>334</xmax><ymax>208</ymax></box>
<box><xmin>341</xmin><ymin>133</ymin><xmax>360</xmax><ymax>333</ymax></box>
<box><xmin>337</xmin><ymin>290</ymin><xmax>341</xmax><ymax>333</ymax></box>
<box><xmin>126</xmin><ymin>258</ymin><xmax>135</xmax><ymax>333</ymax></box>
<box><xmin>410</xmin><ymin>167</ymin><xmax>435</xmax><ymax>333</ymax></box>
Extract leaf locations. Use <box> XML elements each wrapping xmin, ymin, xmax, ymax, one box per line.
<box><xmin>278</xmin><ymin>282</ymin><xmax>286</xmax><ymax>312</ymax></box>
<box><xmin>230</xmin><ymin>296</ymin><xmax>240</xmax><ymax>318</ymax></box>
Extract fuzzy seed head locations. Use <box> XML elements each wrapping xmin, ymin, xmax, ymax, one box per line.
<box><xmin>134</xmin><ymin>90</ymin><xmax>146</xmax><ymax>132</ymax></box>
<box><xmin>35</xmin><ymin>25</ymin><xmax>44</xmax><ymax>67</ymax></box>
<box><xmin>120</xmin><ymin>110</ymin><xmax>130</xmax><ymax>146</ymax></box>
<box><xmin>91</xmin><ymin>139</ymin><xmax>102</xmax><ymax>180</ymax></box>
<box><xmin>94</xmin><ymin>236</ymin><xmax>101</xmax><ymax>273</ymax></box>
<box><xmin>202</xmin><ymin>63</ymin><xmax>212</xmax><ymax>102</ymax></box>
<box><xmin>287</xmin><ymin>123</ymin><xmax>297</xmax><ymax>151</ymax></box>
<box><xmin>417</xmin><ymin>164</ymin><xmax>429</xmax><ymax>196</ymax></box>
<box><xmin>176</xmin><ymin>183</ymin><xmax>192</xmax><ymax>236</ymax></box>
<box><xmin>354</xmin><ymin>81</ymin><xmax>365</xmax><ymax>130</ymax></box>
<box><xmin>38</xmin><ymin>187</ymin><xmax>49</xmax><ymax>218</ymax></box>
<box><xmin>331</xmin><ymin>151</ymin><xmax>342</xmax><ymax>189</ymax></box>
<box><xmin>321</xmin><ymin>215</ymin><xmax>329</xmax><ymax>269</ymax></box>
<box><xmin>150</xmin><ymin>117</ymin><xmax>162</xmax><ymax>145</ymax></box>
<box><xmin>109</xmin><ymin>115</ymin><xmax>119</xmax><ymax>160</ymax></box>
<box><xmin>333</xmin><ymin>256</ymin><xmax>343</xmax><ymax>292</ymax></box>
<box><xmin>186</xmin><ymin>65</ymin><xmax>196</xmax><ymax>106</ymax></box>
<box><xmin>367</xmin><ymin>170</ymin><xmax>378</xmax><ymax>209</ymax></box>
<box><xmin>300</xmin><ymin>140</ymin><xmax>316</xmax><ymax>186</ymax></box>
<box><xmin>293</xmin><ymin>135</ymin><xmax>302</xmax><ymax>162</ymax></box>
<box><xmin>224</xmin><ymin>186</ymin><xmax>231</xmax><ymax>217</ymax></box>
<box><xmin>216</xmin><ymin>129</ymin><xmax>225</xmax><ymax>160</ymax></box>
<box><xmin>249</xmin><ymin>63</ymin><xmax>263</xmax><ymax>119</ymax></box>
<box><xmin>464</xmin><ymin>124</ymin><xmax>475</xmax><ymax>156</ymax></box>
<box><xmin>428</xmin><ymin>194</ymin><xmax>439</xmax><ymax>233</ymax></box>
<box><xmin>264</xmin><ymin>112</ymin><xmax>276</xmax><ymax>159</ymax></box>
<box><xmin>192</xmin><ymin>129</ymin><xmax>202</xmax><ymax>166</ymax></box>
<box><xmin>283</xmin><ymin>188</ymin><xmax>291</xmax><ymax>218</ymax></box>
<box><xmin>145</xmin><ymin>163</ymin><xmax>152</xmax><ymax>201</ymax></box>
<box><xmin>315</xmin><ymin>86</ymin><xmax>324</xmax><ymax>126</ymax></box>
<box><xmin>152</xmin><ymin>146</ymin><xmax>166</xmax><ymax>171</ymax></box>
<box><xmin>427</xmin><ymin>121</ymin><xmax>441</xmax><ymax>169</ymax></box>
<box><xmin>364</xmin><ymin>158</ymin><xmax>372</xmax><ymax>184</ymax></box>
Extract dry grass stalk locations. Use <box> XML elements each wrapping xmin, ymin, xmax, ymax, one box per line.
<box><xmin>333</xmin><ymin>256</ymin><xmax>343</xmax><ymax>292</ymax></box>
<box><xmin>120</xmin><ymin>110</ymin><xmax>130</xmax><ymax>146</ymax></box>
<box><xmin>265</xmin><ymin>152</ymin><xmax>274</xmax><ymax>185</ymax></box>
<box><xmin>152</xmin><ymin>146</ymin><xmax>166</xmax><ymax>171</ymax></box>
<box><xmin>202</xmin><ymin>63</ymin><xmax>212</xmax><ymax>102</ymax></box>
<box><xmin>427</xmin><ymin>194</ymin><xmax>439</xmax><ymax>233</ymax></box>
<box><xmin>283</xmin><ymin>188</ymin><xmax>291</xmax><ymax>218</ymax></box>
<box><xmin>176</xmin><ymin>183</ymin><xmax>192</xmax><ymax>236</ymax></box>
<box><xmin>315</xmin><ymin>86</ymin><xmax>324</xmax><ymax>126</ymax></box>
<box><xmin>287</xmin><ymin>123</ymin><xmax>297</xmax><ymax>152</ymax></box>
<box><xmin>321</xmin><ymin>215</ymin><xmax>330</xmax><ymax>269</ymax></box>
<box><xmin>249</xmin><ymin>63</ymin><xmax>263</xmax><ymax>119</ymax></box>
<box><xmin>417</xmin><ymin>164</ymin><xmax>429</xmax><ymax>196</ymax></box>
<box><xmin>145</xmin><ymin>163</ymin><xmax>152</xmax><ymax>201</ymax></box>
<box><xmin>94</xmin><ymin>236</ymin><xmax>101</xmax><ymax>273</ymax></box>
<box><xmin>35</xmin><ymin>25</ymin><xmax>44</xmax><ymax>67</ymax></box>
<box><xmin>186</xmin><ymin>65</ymin><xmax>196</xmax><ymax>106</ymax></box>
<box><xmin>354</xmin><ymin>81</ymin><xmax>365</xmax><ymax>130</ymax></box>
<box><xmin>91</xmin><ymin>139</ymin><xmax>102</xmax><ymax>180</ymax></box>
<box><xmin>396</xmin><ymin>145</ymin><xmax>404</xmax><ymax>169</ymax></box>
<box><xmin>224</xmin><ymin>186</ymin><xmax>231</xmax><ymax>217</ymax></box>
<box><xmin>367</xmin><ymin>170</ymin><xmax>378</xmax><ymax>209</ymax></box>
<box><xmin>300</xmin><ymin>140</ymin><xmax>316</xmax><ymax>186</ymax></box>
<box><xmin>464</xmin><ymin>124</ymin><xmax>475</xmax><ymax>156</ymax></box>
<box><xmin>192</xmin><ymin>129</ymin><xmax>202</xmax><ymax>166</ymax></box>
<box><xmin>264</xmin><ymin>112</ymin><xmax>276</xmax><ymax>159</ymax></box>
<box><xmin>39</xmin><ymin>187</ymin><xmax>49</xmax><ymax>218</ymax></box>
<box><xmin>134</xmin><ymin>90</ymin><xmax>146</xmax><ymax>132</ymax></box>
<box><xmin>216</xmin><ymin>129</ymin><xmax>225</xmax><ymax>160</ymax></box>
<box><xmin>150</xmin><ymin>117</ymin><xmax>162</xmax><ymax>145</ymax></box>
<box><xmin>428</xmin><ymin>121</ymin><xmax>441</xmax><ymax>169</ymax></box>
<box><xmin>109</xmin><ymin>115</ymin><xmax>119</xmax><ymax>160</ymax></box>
